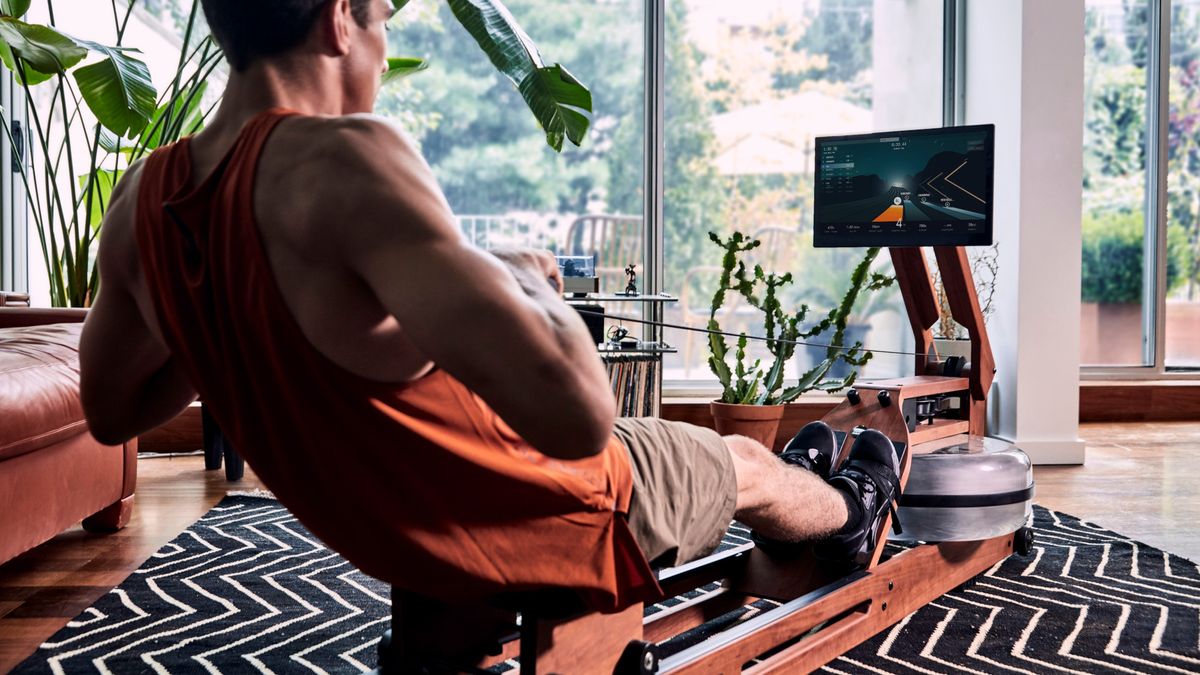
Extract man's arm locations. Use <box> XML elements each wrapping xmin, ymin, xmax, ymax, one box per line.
<box><xmin>312</xmin><ymin>116</ymin><xmax>615</xmax><ymax>460</ymax></box>
<box><xmin>79</xmin><ymin>164</ymin><xmax>198</xmax><ymax>446</ymax></box>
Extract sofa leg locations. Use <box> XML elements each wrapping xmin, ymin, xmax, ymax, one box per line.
<box><xmin>82</xmin><ymin>495</ymin><xmax>134</xmax><ymax>533</ymax></box>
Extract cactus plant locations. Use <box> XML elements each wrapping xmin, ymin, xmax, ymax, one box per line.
<box><xmin>706</xmin><ymin>232</ymin><xmax>893</xmax><ymax>405</ymax></box>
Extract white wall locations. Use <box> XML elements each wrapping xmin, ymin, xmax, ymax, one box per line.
<box><xmin>965</xmin><ymin>0</ymin><xmax>1086</xmax><ymax>464</ymax></box>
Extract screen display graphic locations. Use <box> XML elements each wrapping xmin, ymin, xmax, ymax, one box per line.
<box><xmin>813</xmin><ymin>124</ymin><xmax>994</xmax><ymax>248</ymax></box>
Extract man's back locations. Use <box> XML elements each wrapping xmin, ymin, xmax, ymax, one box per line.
<box><xmin>108</xmin><ymin>114</ymin><xmax>440</xmax><ymax>385</ymax></box>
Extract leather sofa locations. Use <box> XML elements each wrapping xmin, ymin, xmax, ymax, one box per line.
<box><xmin>0</xmin><ymin>296</ymin><xmax>137</xmax><ymax>566</ymax></box>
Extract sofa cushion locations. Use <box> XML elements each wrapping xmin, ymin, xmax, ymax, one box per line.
<box><xmin>0</xmin><ymin>323</ymin><xmax>89</xmax><ymax>461</ymax></box>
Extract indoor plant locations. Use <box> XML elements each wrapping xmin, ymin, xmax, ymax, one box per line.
<box><xmin>932</xmin><ymin>243</ymin><xmax>1000</xmax><ymax>359</ymax></box>
<box><xmin>705</xmin><ymin>231</ymin><xmax>889</xmax><ymax>448</ymax></box>
<box><xmin>4</xmin><ymin>0</ymin><xmax>590</xmax><ymax>307</ymax></box>
<box><xmin>799</xmin><ymin>247</ymin><xmax>898</xmax><ymax>379</ymax></box>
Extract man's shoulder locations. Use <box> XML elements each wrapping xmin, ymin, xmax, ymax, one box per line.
<box><xmin>104</xmin><ymin>160</ymin><xmax>148</xmax><ymax>241</ymax></box>
<box><xmin>259</xmin><ymin>114</ymin><xmax>456</xmax><ymax>252</ymax></box>
<box><xmin>263</xmin><ymin>114</ymin><xmax>435</xmax><ymax>212</ymax></box>
<box><xmin>96</xmin><ymin>159</ymin><xmax>149</xmax><ymax>285</ymax></box>
<box><xmin>274</xmin><ymin>113</ymin><xmax>422</xmax><ymax>168</ymax></box>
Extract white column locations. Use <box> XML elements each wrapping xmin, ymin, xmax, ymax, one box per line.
<box><xmin>965</xmin><ymin>0</ymin><xmax>1086</xmax><ymax>464</ymax></box>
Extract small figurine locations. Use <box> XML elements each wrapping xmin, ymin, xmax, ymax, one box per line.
<box><xmin>622</xmin><ymin>263</ymin><xmax>638</xmax><ymax>296</ymax></box>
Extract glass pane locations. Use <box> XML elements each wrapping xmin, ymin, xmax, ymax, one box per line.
<box><xmin>1080</xmin><ymin>0</ymin><xmax>1151</xmax><ymax>367</ymax></box>
<box><xmin>1167</xmin><ymin>0</ymin><xmax>1200</xmax><ymax>369</ymax></box>
<box><xmin>387</xmin><ymin>0</ymin><xmax>645</xmax><ymax>285</ymax></box>
<box><xmin>662</xmin><ymin>0</ymin><xmax>944</xmax><ymax>386</ymax></box>
<box><xmin>390</xmin><ymin>1</ymin><xmax>648</xmax><ymax>359</ymax></box>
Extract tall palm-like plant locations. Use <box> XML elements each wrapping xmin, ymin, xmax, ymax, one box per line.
<box><xmin>2</xmin><ymin>0</ymin><xmax>592</xmax><ymax>307</ymax></box>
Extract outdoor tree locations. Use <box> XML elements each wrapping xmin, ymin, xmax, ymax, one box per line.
<box><xmin>383</xmin><ymin>0</ymin><xmax>644</xmax><ymax>217</ymax></box>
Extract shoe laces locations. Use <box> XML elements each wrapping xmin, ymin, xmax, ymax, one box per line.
<box><xmin>838</xmin><ymin>462</ymin><xmax>903</xmax><ymax>535</ymax></box>
<box><xmin>781</xmin><ymin>447</ymin><xmax>830</xmax><ymax>476</ymax></box>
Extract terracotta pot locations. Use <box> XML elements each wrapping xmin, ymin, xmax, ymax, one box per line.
<box><xmin>710</xmin><ymin>401</ymin><xmax>786</xmax><ymax>450</ymax></box>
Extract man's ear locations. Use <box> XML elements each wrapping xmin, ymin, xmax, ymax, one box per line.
<box><xmin>315</xmin><ymin>0</ymin><xmax>355</xmax><ymax>57</ymax></box>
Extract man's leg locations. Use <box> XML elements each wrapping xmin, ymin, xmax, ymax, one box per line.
<box><xmin>616</xmin><ymin>418</ymin><xmax>854</xmax><ymax>568</ymax></box>
<box><xmin>724</xmin><ymin>434</ymin><xmax>849</xmax><ymax>543</ymax></box>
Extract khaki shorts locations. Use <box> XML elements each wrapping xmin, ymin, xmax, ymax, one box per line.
<box><xmin>613</xmin><ymin>418</ymin><xmax>738</xmax><ymax>568</ymax></box>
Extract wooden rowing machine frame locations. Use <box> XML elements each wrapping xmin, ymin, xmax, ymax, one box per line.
<box><xmin>381</xmin><ymin>245</ymin><xmax>1026</xmax><ymax>675</ymax></box>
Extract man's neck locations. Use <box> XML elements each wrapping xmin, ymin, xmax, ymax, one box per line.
<box><xmin>203</xmin><ymin>58</ymin><xmax>355</xmax><ymax>138</ymax></box>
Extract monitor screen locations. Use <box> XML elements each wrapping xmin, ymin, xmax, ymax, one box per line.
<box><xmin>813</xmin><ymin>124</ymin><xmax>994</xmax><ymax>248</ymax></box>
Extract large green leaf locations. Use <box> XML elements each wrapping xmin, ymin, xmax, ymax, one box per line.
<box><xmin>445</xmin><ymin>0</ymin><xmax>592</xmax><ymax>152</ymax></box>
<box><xmin>77</xmin><ymin>168</ymin><xmax>123</xmax><ymax>230</ymax></box>
<box><xmin>0</xmin><ymin>1</ymin><xmax>30</xmax><ymax>18</ymax></box>
<box><xmin>141</xmin><ymin>80</ymin><xmax>208</xmax><ymax>150</ymax></box>
<box><xmin>99</xmin><ymin>77</ymin><xmax>209</xmax><ymax>155</ymax></box>
<box><xmin>381</xmin><ymin>56</ymin><xmax>427</xmax><ymax>86</ymax></box>
<box><xmin>0</xmin><ymin>18</ymin><xmax>86</xmax><ymax>84</ymax></box>
<box><xmin>71</xmin><ymin>40</ymin><xmax>156</xmax><ymax>138</ymax></box>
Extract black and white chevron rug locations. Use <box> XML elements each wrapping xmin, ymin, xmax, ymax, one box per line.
<box><xmin>14</xmin><ymin>497</ymin><xmax>1200</xmax><ymax>674</ymax></box>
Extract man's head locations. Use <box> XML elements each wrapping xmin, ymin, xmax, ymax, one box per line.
<box><xmin>201</xmin><ymin>0</ymin><xmax>393</xmax><ymax>111</ymax></box>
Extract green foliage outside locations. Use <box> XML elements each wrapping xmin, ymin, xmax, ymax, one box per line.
<box><xmin>385</xmin><ymin>0</ymin><xmax>878</xmax><ymax>306</ymax></box>
<box><xmin>1081</xmin><ymin>209</ymin><xmax>1188</xmax><ymax>304</ymax></box>
<box><xmin>1083</xmin><ymin>2</ymin><xmax>1200</xmax><ymax>305</ymax></box>
<box><xmin>384</xmin><ymin>0</ymin><xmax>635</xmax><ymax>216</ymax></box>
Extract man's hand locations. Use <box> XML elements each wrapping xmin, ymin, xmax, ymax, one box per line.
<box><xmin>490</xmin><ymin>247</ymin><xmax>564</xmax><ymax>294</ymax></box>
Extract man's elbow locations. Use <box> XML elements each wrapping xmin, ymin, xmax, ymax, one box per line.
<box><xmin>85</xmin><ymin>417</ymin><xmax>135</xmax><ymax>447</ymax></box>
<box><xmin>540</xmin><ymin>401</ymin><xmax>615</xmax><ymax>461</ymax></box>
<box><xmin>81</xmin><ymin>391</ymin><xmax>135</xmax><ymax>447</ymax></box>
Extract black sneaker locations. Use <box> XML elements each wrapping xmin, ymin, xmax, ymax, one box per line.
<box><xmin>816</xmin><ymin>429</ymin><xmax>903</xmax><ymax>565</ymax></box>
<box><xmin>779</xmin><ymin>421</ymin><xmax>838</xmax><ymax>478</ymax></box>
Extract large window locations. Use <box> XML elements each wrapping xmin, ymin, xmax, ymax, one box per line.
<box><xmin>1081</xmin><ymin>0</ymin><xmax>1151</xmax><ymax>367</ymax></box>
<box><xmin>660</xmin><ymin>0</ymin><xmax>944</xmax><ymax>384</ymax></box>
<box><xmin>1082</xmin><ymin>0</ymin><xmax>1200</xmax><ymax>374</ymax></box>
<box><xmin>387</xmin><ymin>0</ymin><xmax>644</xmax><ymax>280</ymax></box>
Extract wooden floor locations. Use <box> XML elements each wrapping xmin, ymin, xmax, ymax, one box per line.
<box><xmin>1</xmin><ymin>422</ymin><xmax>1198</xmax><ymax>672</ymax></box>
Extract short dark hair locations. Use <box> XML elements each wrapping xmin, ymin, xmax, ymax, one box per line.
<box><xmin>201</xmin><ymin>0</ymin><xmax>374</xmax><ymax>72</ymax></box>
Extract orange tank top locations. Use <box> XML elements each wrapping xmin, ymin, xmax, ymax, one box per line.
<box><xmin>133</xmin><ymin>109</ymin><xmax>660</xmax><ymax>611</ymax></box>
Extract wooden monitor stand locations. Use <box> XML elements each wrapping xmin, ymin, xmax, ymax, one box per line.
<box><xmin>893</xmin><ymin>246</ymin><xmax>996</xmax><ymax>435</ymax></box>
<box><xmin>822</xmin><ymin>246</ymin><xmax>996</xmax><ymax>486</ymax></box>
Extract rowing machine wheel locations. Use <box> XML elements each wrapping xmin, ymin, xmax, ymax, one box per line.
<box><xmin>1014</xmin><ymin>527</ymin><xmax>1035</xmax><ymax>556</ymax></box>
<box><xmin>617</xmin><ymin>640</ymin><xmax>660</xmax><ymax>674</ymax></box>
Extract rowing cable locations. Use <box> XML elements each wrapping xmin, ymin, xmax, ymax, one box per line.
<box><xmin>571</xmin><ymin>307</ymin><xmax>936</xmax><ymax>359</ymax></box>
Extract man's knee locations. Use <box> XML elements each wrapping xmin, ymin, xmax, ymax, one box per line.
<box><xmin>724</xmin><ymin>434</ymin><xmax>772</xmax><ymax>464</ymax></box>
<box><xmin>724</xmin><ymin>435</ymin><xmax>777</xmax><ymax>508</ymax></box>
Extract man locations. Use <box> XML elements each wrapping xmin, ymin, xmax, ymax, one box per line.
<box><xmin>79</xmin><ymin>0</ymin><xmax>901</xmax><ymax>612</ymax></box>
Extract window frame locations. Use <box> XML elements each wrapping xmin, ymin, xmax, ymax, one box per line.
<box><xmin>0</xmin><ymin>73</ymin><xmax>27</xmax><ymax>295</ymax></box>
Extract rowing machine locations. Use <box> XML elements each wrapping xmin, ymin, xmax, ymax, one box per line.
<box><xmin>373</xmin><ymin>241</ymin><xmax>1033</xmax><ymax>674</ymax></box>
